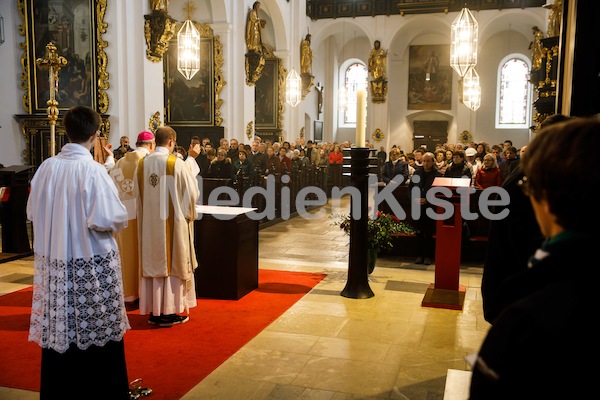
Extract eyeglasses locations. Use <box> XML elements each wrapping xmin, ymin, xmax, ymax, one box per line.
<box><xmin>517</xmin><ymin>176</ymin><xmax>529</xmax><ymax>195</ymax></box>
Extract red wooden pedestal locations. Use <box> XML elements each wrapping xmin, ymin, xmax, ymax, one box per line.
<box><xmin>422</xmin><ymin>178</ymin><xmax>470</xmax><ymax>310</ymax></box>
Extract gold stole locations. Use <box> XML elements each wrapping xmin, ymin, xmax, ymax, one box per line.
<box><xmin>138</xmin><ymin>154</ymin><xmax>177</xmax><ymax>275</ymax></box>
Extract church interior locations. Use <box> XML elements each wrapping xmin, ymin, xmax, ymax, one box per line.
<box><xmin>1</xmin><ymin>0</ymin><xmax>599</xmax><ymax>399</ymax></box>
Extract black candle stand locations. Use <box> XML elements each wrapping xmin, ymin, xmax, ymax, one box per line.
<box><xmin>340</xmin><ymin>147</ymin><xmax>377</xmax><ymax>299</ymax></box>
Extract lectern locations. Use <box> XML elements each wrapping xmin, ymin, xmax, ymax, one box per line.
<box><xmin>0</xmin><ymin>166</ymin><xmax>34</xmax><ymax>256</ymax></box>
<box><xmin>422</xmin><ymin>177</ymin><xmax>471</xmax><ymax>310</ymax></box>
<box><xmin>194</xmin><ymin>205</ymin><xmax>258</xmax><ymax>300</ymax></box>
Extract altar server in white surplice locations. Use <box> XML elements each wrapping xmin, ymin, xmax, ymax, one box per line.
<box><xmin>135</xmin><ymin>125</ymin><xmax>200</xmax><ymax>328</ymax></box>
<box><xmin>108</xmin><ymin>130</ymin><xmax>156</xmax><ymax>305</ymax></box>
<box><xmin>26</xmin><ymin>106</ymin><xmax>131</xmax><ymax>400</ymax></box>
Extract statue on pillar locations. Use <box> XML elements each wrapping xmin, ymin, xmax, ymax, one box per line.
<box><xmin>245</xmin><ymin>1</ymin><xmax>266</xmax><ymax>85</ymax></box>
<box><xmin>544</xmin><ymin>0</ymin><xmax>563</xmax><ymax>37</ymax></box>
<box><xmin>144</xmin><ymin>0</ymin><xmax>176</xmax><ymax>62</ymax></box>
<box><xmin>300</xmin><ymin>33</ymin><xmax>315</xmax><ymax>98</ymax></box>
<box><xmin>368</xmin><ymin>40</ymin><xmax>388</xmax><ymax>103</ymax></box>
<box><xmin>151</xmin><ymin>0</ymin><xmax>169</xmax><ymax>12</ymax></box>
<box><xmin>529</xmin><ymin>26</ymin><xmax>545</xmax><ymax>71</ymax></box>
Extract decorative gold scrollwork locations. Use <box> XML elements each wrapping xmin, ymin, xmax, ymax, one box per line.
<box><xmin>246</xmin><ymin>121</ymin><xmax>254</xmax><ymax>140</ymax></box>
<box><xmin>144</xmin><ymin>9</ymin><xmax>177</xmax><ymax>63</ymax></box>
<box><xmin>372</xmin><ymin>128</ymin><xmax>384</xmax><ymax>142</ymax></box>
<box><xmin>149</xmin><ymin>111</ymin><xmax>161</xmax><ymax>133</ymax></box>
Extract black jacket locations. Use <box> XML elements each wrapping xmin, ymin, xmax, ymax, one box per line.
<box><xmin>382</xmin><ymin>160</ymin><xmax>409</xmax><ymax>185</ymax></box>
<box><xmin>444</xmin><ymin>161</ymin><xmax>472</xmax><ymax>179</ymax></box>
<box><xmin>247</xmin><ymin>152</ymin><xmax>267</xmax><ymax>174</ymax></box>
<box><xmin>206</xmin><ymin>159</ymin><xmax>232</xmax><ymax>179</ymax></box>
<box><xmin>470</xmin><ymin>232</ymin><xmax>597</xmax><ymax>399</ymax></box>
<box><xmin>481</xmin><ymin>164</ymin><xmax>543</xmax><ymax>323</ymax></box>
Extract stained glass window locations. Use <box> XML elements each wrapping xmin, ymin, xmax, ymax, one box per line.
<box><xmin>340</xmin><ymin>62</ymin><xmax>368</xmax><ymax>125</ymax></box>
<box><xmin>497</xmin><ymin>57</ymin><xmax>531</xmax><ymax>128</ymax></box>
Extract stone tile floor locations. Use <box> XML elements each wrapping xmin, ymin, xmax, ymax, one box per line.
<box><xmin>0</xmin><ymin>197</ymin><xmax>487</xmax><ymax>399</ymax></box>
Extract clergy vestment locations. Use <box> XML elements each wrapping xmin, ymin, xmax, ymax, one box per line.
<box><xmin>136</xmin><ymin>146</ymin><xmax>200</xmax><ymax>316</ymax></box>
<box><xmin>26</xmin><ymin>142</ymin><xmax>130</xmax><ymax>399</ymax></box>
<box><xmin>109</xmin><ymin>147</ymin><xmax>150</xmax><ymax>302</ymax></box>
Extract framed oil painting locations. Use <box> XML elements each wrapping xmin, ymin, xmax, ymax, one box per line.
<box><xmin>164</xmin><ymin>27</ymin><xmax>214</xmax><ymax>125</ymax></box>
<box><xmin>408</xmin><ymin>44</ymin><xmax>452</xmax><ymax>110</ymax></box>
<box><xmin>255</xmin><ymin>58</ymin><xmax>279</xmax><ymax>129</ymax></box>
<box><xmin>19</xmin><ymin>0</ymin><xmax>108</xmax><ymax>114</ymax></box>
<box><xmin>314</xmin><ymin>120</ymin><xmax>323</xmax><ymax>142</ymax></box>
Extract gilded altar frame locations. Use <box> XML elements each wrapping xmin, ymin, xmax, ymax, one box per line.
<box><xmin>17</xmin><ymin>0</ymin><xmax>109</xmax><ymax>114</ymax></box>
<box><xmin>164</xmin><ymin>22</ymin><xmax>224</xmax><ymax>127</ymax></box>
<box><xmin>255</xmin><ymin>47</ymin><xmax>285</xmax><ymax>135</ymax></box>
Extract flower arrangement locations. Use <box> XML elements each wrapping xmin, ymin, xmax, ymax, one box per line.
<box><xmin>332</xmin><ymin>211</ymin><xmax>416</xmax><ymax>254</ymax></box>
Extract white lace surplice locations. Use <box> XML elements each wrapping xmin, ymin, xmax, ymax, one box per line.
<box><xmin>26</xmin><ymin>143</ymin><xmax>131</xmax><ymax>353</ymax></box>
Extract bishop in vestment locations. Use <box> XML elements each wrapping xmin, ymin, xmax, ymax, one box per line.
<box><xmin>109</xmin><ymin>130</ymin><xmax>156</xmax><ymax>304</ymax></box>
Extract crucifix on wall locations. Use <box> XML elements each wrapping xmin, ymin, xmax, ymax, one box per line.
<box><xmin>315</xmin><ymin>82</ymin><xmax>323</xmax><ymax>118</ymax></box>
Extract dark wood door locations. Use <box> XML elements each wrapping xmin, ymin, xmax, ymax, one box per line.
<box><xmin>412</xmin><ymin>120</ymin><xmax>448</xmax><ymax>152</ymax></box>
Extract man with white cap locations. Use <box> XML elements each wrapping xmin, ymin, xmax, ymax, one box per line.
<box><xmin>108</xmin><ymin>131</ymin><xmax>155</xmax><ymax>307</ymax></box>
<box><xmin>465</xmin><ymin>147</ymin><xmax>481</xmax><ymax>179</ymax></box>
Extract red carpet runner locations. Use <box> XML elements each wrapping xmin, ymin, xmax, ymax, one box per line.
<box><xmin>0</xmin><ymin>269</ymin><xmax>326</xmax><ymax>399</ymax></box>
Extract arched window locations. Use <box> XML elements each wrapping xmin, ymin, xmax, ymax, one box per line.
<box><xmin>496</xmin><ymin>55</ymin><xmax>532</xmax><ymax>129</ymax></box>
<box><xmin>338</xmin><ymin>61</ymin><xmax>368</xmax><ymax>126</ymax></box>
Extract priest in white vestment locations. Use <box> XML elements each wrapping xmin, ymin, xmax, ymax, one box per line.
<box><xmin>108</xmin><ymin>130</ymin><xmax>156</xmax><ymax>304</ymax></box>
<box><xmin>26</xmin><ymin>106</ymin><xmax>131</xmax><ymax>399</ymax></box>
<box><xmin>135</xmin><ymin>125</ymin><xmax>200</xmax><ymax>327</ymax></box>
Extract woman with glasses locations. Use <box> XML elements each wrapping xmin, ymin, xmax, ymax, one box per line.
<box><xmin>474</xmin><ymin>153</ymin><xmax>502</xmax><ymax>189</ymax></box>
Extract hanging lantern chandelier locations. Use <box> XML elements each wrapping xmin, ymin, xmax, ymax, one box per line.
<box><xmin>462</xmin><ymin>67</ymin><xmax>481</xmax><ymax>111</ymax></box>
<box><xmin>177</xmin><ymin>1</ymin><xmax>200</xmax><ymax>80</ymax></box>
<box><xmin>286</xmin><ymin>68</ymin><xmax>302</xmax><ymax>107</ymax></box>
<box><xmin>450</xmin><ymin>7</ymin><xmax>478</xmax><ymax>77</ymax></box>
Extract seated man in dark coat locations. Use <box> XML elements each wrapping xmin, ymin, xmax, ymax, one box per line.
<box><xmin>382</xmin><ymin>147</ymin><xmax>409</xmax><ymax>185</ymax></box>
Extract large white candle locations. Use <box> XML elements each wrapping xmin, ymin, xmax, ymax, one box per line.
<box><xmin>356</xmin><ymin>88</ymin><xmax>367</xmax><ymax>147</ymax></box>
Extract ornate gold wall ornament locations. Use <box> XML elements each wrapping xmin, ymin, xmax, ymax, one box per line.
<box><xmin>246</xmin><ymin>121</ymin><xmax>254</xmax><ymax>140</ymax></box>
<box><xmin>369</xmin><ymin>79</ymin><xmax>388</xmax><ymax>103</ymax></box>
<box><xmin>299</xmin><ymin>127</ymin><xmax>305</xmax><ymax>138</ymax></box>
<box><xmin>246</xmin><ymin>50</ymin><xmax>266</xmax><ymax>86</ymax></box>
<box><xmin>301</xmin><ymin>73</ymin><xmax>314</xmax><ymax>99</ymax></box>
<box><xmin>149</xmin><ymin>111</ymin><xmax>161</xmax><ymax>133</ymax></box>
<box><xmin>459</xmin><ymin>130</ymin><xmax>473</xmax><ymax>144</ymax></box>
<box><xmin>18</xmin><ymin>0</ymin><xmax>110</xmax><ymax>114</ymax></box>
<box><xmin>96</xmin><ymin>1</ymin><xmax>109</xmax><ymax>113</ymax></box>
<box><xmin>372</xmin><ymin>128</ymin><xmax>384</xmax><ymax>142</ymax></box>
<box><xmin>213</xmin><ymin>34</ymin><xmax>225</xmax><ymax>126</ymax></box>
<box><xmin>144</xmin><ymin>8</ymin><xmax>177</xmax><ymax>62</ymax></box>
<box><xmin>277</xmin><ymin>59</ymin><xmax>286</xmax><ymax>132</ymax></box>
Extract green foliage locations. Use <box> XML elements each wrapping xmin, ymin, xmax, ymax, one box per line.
<box><xmin>331</xmin><ymin>212</ymin><xmax>416</xmax><ymax>253</ymax></box>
